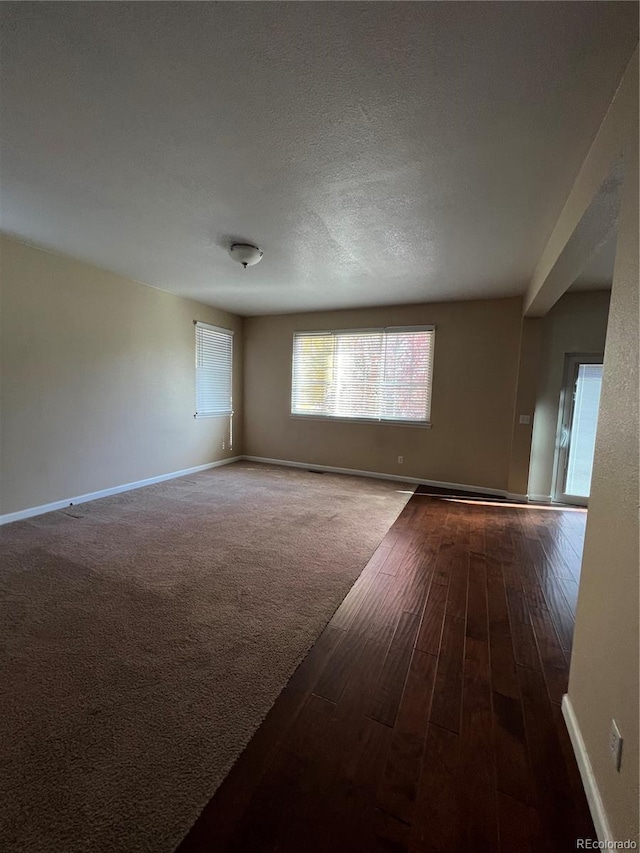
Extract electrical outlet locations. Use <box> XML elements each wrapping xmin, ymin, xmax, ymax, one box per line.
<box><xmin>397</xmin><ymin>455</ymin><xmax>403</xmax><ymax>464</ymax></box>
<box><xmin>519</xmin><ymin>414</ymin><xmax>531</xmax><ymax>425</ymax></box>
<box><xmin>610</xmin><ymin>719</ymin><xmax>623</xmax><ymax>772</ymax></box>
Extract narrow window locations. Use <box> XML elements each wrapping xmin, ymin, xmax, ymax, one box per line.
<box><xmin>195</xmin><ymin>322</ymin><xmax>233</xmax><ymax>418</ymax></box>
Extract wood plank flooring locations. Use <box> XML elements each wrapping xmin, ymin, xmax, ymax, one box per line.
<box><xmin>177</xmin><ymin>493</ymin><xmax>595</xmax><ymax>853</ymax></box>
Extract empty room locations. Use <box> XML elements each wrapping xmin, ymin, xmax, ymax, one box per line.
<box><xmin>0</xmin><ymin>3</ymin><xmax>638</xmax><ymax>852</ymax></box>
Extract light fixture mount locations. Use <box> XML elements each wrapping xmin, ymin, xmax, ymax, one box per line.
<box><xmin>228</xmin><ymin>243</ymin><xmax>263</xmax><ymax>268</ymax></box>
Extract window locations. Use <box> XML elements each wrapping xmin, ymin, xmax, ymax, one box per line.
<box><xmin>291</xmin><ymin>326</ymin><xmax>435</xmax><ymax>424</ymax></box>
<box><xmin>195</xmin><ymin>322</ymin><xmax>233</xmax><ymax>417</ymax></box>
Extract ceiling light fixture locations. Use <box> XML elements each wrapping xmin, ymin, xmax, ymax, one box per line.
<box><xmin>228</xmin><ymin>243</ymin><xmax>263</xmax><ymax>268</ymax></box>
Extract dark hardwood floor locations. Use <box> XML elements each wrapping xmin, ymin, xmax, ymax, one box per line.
<box><xmin>177</xmin><ymin>492</ymin><xmax>595</xmax><ymax>852</ymax></box>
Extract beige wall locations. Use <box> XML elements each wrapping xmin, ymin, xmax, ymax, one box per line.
<box><xmin>506</xmin><ymin>317</ymin><xmax>542</xmax><ymax>497</ymax></box>
<box><xmin>528</xmin><ymin>290</ymin><xmax>610</xmax><ymax>500</ymax></box>
<box><xmin>568</xmin><ymin>91</ymin><xmax>639</xmax><ymax>842</ymax></box>
<box><xmin>244</xmin><ymin>297</ymin><xmax>523</xmax><ymax>492</ymax></box>
<box><xmin>0</xmin><ymin>237</ymin><xmax>243</xmax><ymax>516</ymax></box>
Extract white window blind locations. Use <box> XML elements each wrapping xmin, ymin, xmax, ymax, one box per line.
<box><xmin>195</xmin><ymin>322</ymin><xmax>233</xmax><ymax>418</ymax></box>
<box><xmin>291</xmin><ymin>326</ymin><xmax>435</xmax><ymax>424</ymax></box>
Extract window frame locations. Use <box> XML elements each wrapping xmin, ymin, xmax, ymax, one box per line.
<box><xmin>290</xmin><ymin>325</ymin><xmax>435</xmax><ymax>428</ymax></box>
<box><xmin>194</xmin><ymin>321</ymin><xmax>234</xmax><ymax>419</ymax></box>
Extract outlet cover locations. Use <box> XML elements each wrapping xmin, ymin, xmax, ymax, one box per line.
<box><xmin>397</xmin><ymin>456</ymin><xmax>404</xmax><ymax>464</ymax></box>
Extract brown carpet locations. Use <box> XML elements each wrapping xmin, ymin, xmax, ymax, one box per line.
<box><xmin>0</xmin><ymin>462</ymin><xmax>411</xmax><ymax>852</ymax></box>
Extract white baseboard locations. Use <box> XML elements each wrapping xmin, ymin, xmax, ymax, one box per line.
<box><xmin>561</xmin><ymin>694</ymin><xmax>612</xmax><ymax>843</ymax></box>
<box><xmin>0</xmin><ymin>456</ymin><xmax>242</xmax><ymax>526</ymax></box>
<box><xmin>528</xmin><ymin>493</ymin><xmax>553</xmax><ymax>503</ymax></box>
<box><xmin>505</xmin><ymin>492</ymin><xmax>530</xmax><ymax>503</ymax></box>
<box><xmin>0</xmin><ymin>454</ymin><xmax>535</xmax><ymax>526</ymax></box>
<box><xmin>241</xmin><ymin>455</ymin><xmax>513</xmax><ymax>499</ymax></box>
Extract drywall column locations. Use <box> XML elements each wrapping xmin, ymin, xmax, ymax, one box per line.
<box><xmin>564</xmin><ymin>55</ymin><xmax>639</xmax><ymax>843</ymax></box>
<box><xmin>524</xmin><ymin>46</ymin><xmax>637</xmax><ymax>318</ymax></box>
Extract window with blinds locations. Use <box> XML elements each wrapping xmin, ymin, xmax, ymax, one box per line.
<box><xmin>291</xmin><ymin>326</ymin><xmax>435</xmax><ymax>424</ymax></box>
<box><xmin>195</xmin><ymin>322</ymin><xmax>233</xmax><ymax>418</ymax></box>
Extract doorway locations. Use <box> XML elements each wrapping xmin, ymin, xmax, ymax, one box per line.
<box><xmin>553</xmin><ymin>353</ymin><xmax>604</xmax><ymax>505</ymax></box>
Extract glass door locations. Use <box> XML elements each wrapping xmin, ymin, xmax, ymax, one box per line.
<box><xmin>553</xmin><ymin>354</ymin><xmax>604</xmax><ymax>506</ymax></box>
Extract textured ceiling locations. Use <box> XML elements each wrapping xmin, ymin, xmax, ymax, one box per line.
<box><xmin>0</xmin><ymin>2</ymin><xmax>637</xmax><ymax>316</ymax></box>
